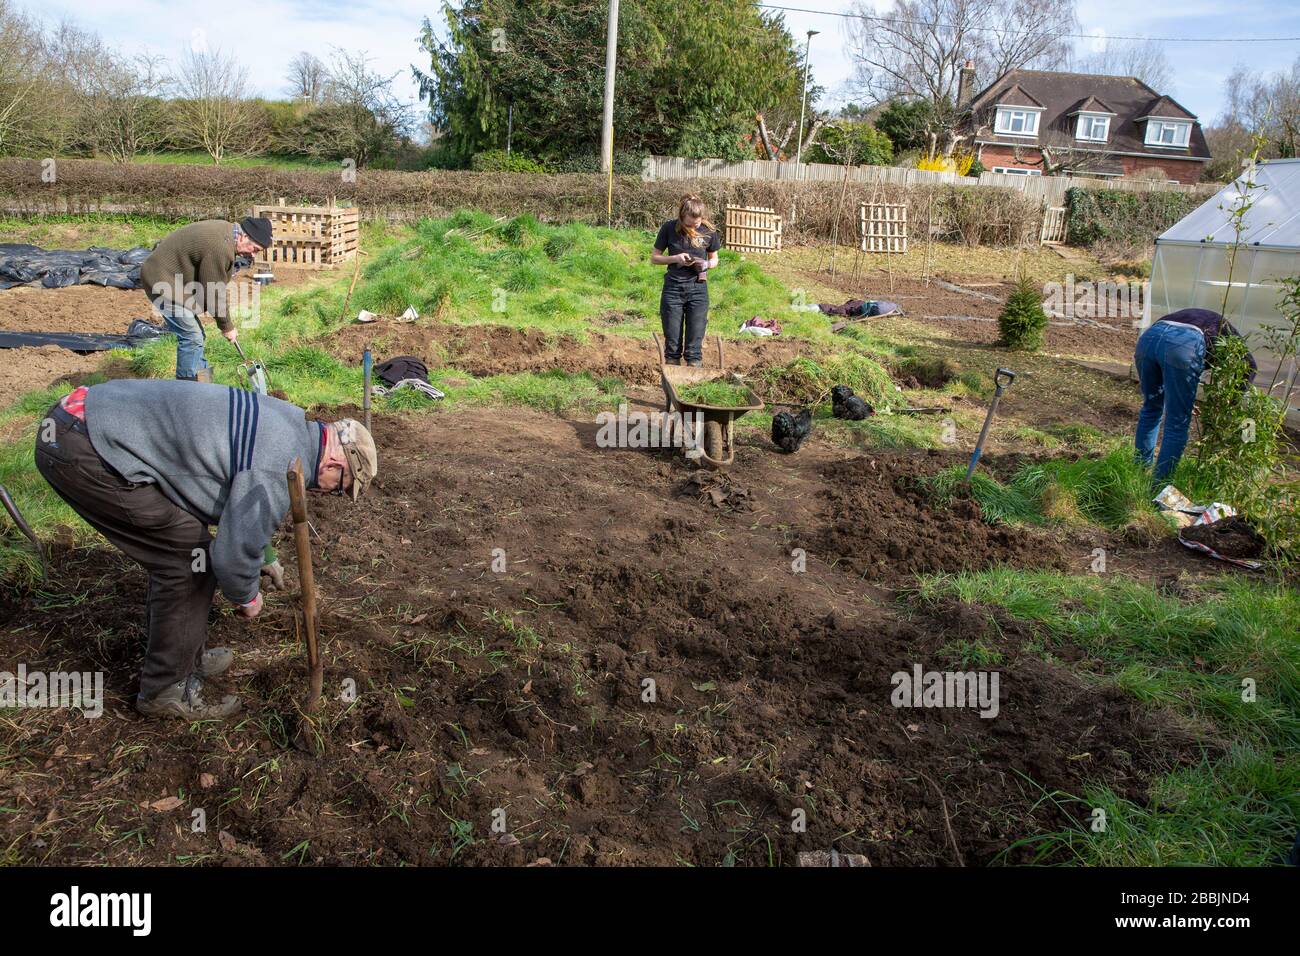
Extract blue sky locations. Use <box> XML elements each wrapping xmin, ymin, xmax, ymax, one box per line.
<box><xmin>27</xmin><ymin>0</ymin><xmax>1300</xmax><ymax>128</ymax></box>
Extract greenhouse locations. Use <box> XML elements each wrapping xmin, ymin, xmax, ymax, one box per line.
<box><xmin>1149</xmin><ymin>157</ymin><xmax>1300</xmax><ymax>417</ymax></box>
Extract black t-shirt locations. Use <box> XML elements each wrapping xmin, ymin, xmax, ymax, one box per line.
<box><xmin>654</xmin><ymin>219</ymin><xmax>721</xmax><ymax>283</ymax></box>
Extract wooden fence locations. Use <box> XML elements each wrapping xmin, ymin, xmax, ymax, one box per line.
<box><xmin>643</xmin><ymin>155</ymin><xmax>1218</xmax><ymax>205</ymax></box>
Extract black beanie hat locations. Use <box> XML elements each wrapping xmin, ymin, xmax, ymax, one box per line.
<box><xmin>239</xmin><ymin>216</ymin><xmax>273</xmax><ymax>249</ymax></box>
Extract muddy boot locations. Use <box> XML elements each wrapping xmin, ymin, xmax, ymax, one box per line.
<box><xmin>198</xmin><ymin>647</ymin><xmax>233</xmax><ymax>678</ymax></box>
<box><xmin>195</xmin><ymin>368</ymin><xmax>213</xmax><ymax>384</ymax></box>
<box><xmin>136</xmin><ymin>675</ymin><xmax>240</xmax><ymax>719</ymax></box>
<box><xmin>687</xmin><ymin>359</ymin><xmax>703</xmax><ymax>368</ymax></box>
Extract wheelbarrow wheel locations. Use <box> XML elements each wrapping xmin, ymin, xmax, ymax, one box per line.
<box><xmin>703</xmin><ymin>420</ymin><xmax>724</xmax><ymax>463</ymax></box>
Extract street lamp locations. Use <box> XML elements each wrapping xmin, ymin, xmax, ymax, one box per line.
<box><xmin>795</xmin><ymin>29</ymin><xmax>819</xmax><ymax>174</ymax></box>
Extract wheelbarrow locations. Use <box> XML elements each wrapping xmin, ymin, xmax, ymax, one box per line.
<box><xmin>652</xmin><ymin>333</ymin><xmax>763</xmax><ymax>470</ymax></box>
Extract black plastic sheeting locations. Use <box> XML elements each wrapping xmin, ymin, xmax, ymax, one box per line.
<box><xmin>0</xmin><ymin>319</ymin><xmax>167</xmax><ymax>354</ymax></box>
<box><xmin>0</xmin><ymin>243</ymin><xmax>151</xmax><ymax>291</ymax></box>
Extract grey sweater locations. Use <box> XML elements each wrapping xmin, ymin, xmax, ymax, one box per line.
<box><xmin>84</xmin><ymin>380</ymin><xmax>322</xmax><ymax>604</ymax></box>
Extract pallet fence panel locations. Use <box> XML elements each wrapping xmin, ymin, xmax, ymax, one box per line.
<box><xmin>860</xmin><ymin>202</ymin><xmax>908</xmax><ymax>254</ymax></box>
<box><xmin>723</xmin><ymin>205</ymin><xmax>782</xmax><ymax>252</ymax></box>
<box><xmin>251</xmin><ymin>197</ymin><xmax>360</xmax><ymax>270</ymax></box>
<box><xmin>1040</xmin><ymin>205</ymin><xmax>1068</xmax><ymax>245</ymax></box>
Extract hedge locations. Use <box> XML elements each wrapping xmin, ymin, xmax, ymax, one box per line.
<box><xmin>0</xmin><ymin>157</ymin><xmax>1044</xmax><ymax>248</ymax></box>
<box><xmin>1065</xmin><ymin>186</ymin><xmax>1205</xmax><ymax>249</ymax></box>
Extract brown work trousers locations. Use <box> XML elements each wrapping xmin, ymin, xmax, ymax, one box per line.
<box><xmin>35</xmin><ymin>403</ymin><xmax>217</xmax><ymax>698</ymax></box>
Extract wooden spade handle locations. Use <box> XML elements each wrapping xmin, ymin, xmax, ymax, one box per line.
<box><xmin>286</xmin><ymin>458</ymin><xmax>322</xmax><ymax>705</ymax></box>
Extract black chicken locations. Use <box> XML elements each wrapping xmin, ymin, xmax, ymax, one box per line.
<box><xmin>831</xmin><ymin>384</ymin><xmax>874</xmax><ymax>421</ymax></box>
<box><xmin>772</xmin><ymin>408</ymin><xmax>813</xmax><ymax>453</ymax></box>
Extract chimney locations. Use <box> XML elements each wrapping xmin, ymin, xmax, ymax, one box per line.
<box><xmin>957</xmin><ymin>59</ymin><xmax>976</xmax><ymax>109</ymax></box>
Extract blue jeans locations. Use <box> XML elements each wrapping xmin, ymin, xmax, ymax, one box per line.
<box><xmin>660</xmin><ymin>279</ymin><xmax>709</xmax><ymax>363</ymax></box>
<box><xmin>1134</xmin><ymin>321</ymin><xmax>1205</xmax><ymax>480</ymax></box>
<box><xmin>152</xmin><ymin>297</ymin><xmax>208</xmax><ymax>380</ymax></box>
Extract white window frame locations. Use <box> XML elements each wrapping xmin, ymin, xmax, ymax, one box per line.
<box><xmin>990</xmin><ymin>166</ymin><xmax>1042</xmax><ymax>176</ymax></box>
<box><xmin>1075</xmin><ymin>113</ymin><xmax>1110</xmax><ymax>142</ymax></box>
<box><xmin>1145</xmin><ymin>119</ymin><xmax>1191</xmax><ymax>148</ymax></box>
<box><xmin>994</xmin><ymin>107</ymin><xmax>1041</xmax><ymax>137</ymax></box>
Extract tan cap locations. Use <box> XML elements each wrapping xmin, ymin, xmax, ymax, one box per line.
<box><xmin>332</xmin><ymin>419</ymin><xmax>377</xmax><ymax>500</ymax></box>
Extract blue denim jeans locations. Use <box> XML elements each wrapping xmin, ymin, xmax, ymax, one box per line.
<box><xmin>1134</xmin><ymin>321</ymin><xmax>1205</xmax><ymax>480</ymax></box>
<box><xmin>660</xmin><ymin>279</ymin><xmax>709</xmax><ymax>363</ymax></box>
<box><xmin>151</xmin><ymin>297</ymin><xmax>208</xmax><ymax>380</ymax></box>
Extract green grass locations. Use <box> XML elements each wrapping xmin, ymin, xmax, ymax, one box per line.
<box><xmin>316</xmin><ymin>210</ymin><xmax>794</xmax><ymax>340</ymax></box>
<box><xmin>0</xmin><ymin>213</ymin><xmax>183</xmax><ymax>249</ymax></box>
<box><xmin>131</xmin><ymin>151</ymin><xmax>336</xmax><ymax>171</ymax></box>
<box><xmin>675</xmin><ymin>378</ymin><xmax>754</xmax><ymax>407</ymax></box>
<box><xmin>1014</xmin><ymin>745</ymin><xmax>1300</xmax><ymax>866</ymax></box>
<box><xmin>917</xmin><ymin>569</ymin><xmax>1300</xmax><ymax>866</ymax></box>
<box><xmin>926</xmin><ymin>445</ymin><xmax>1159</xmax><ymax>529</ymax></box>
<box><xmin>919</xmin><ymin>570</ymin><xmax>1300</xmax><ymax>741</ymax></box>
<box><xmin>927</xmin><ymin>465</ymin><xmax>1043</xmax><ymax>524</ymax></box>
<box><xmin>758</xmin><ymin>353</ymin><xmax>897</xmax><ymax>407</ymax></box>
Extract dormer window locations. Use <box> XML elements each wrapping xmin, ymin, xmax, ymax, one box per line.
<box><xmin>994</xmin><ymin>107</ymin><xmax>1041</xmax><ymax>136</ymax></box>
<box><xmin>1145</xmin><ymin>119</ymin><xmax>1191</xmax><ymax>147</ymax></box>
<box><xmin>1076</xmin><ymin>114</ymin><xmax>1110</xmax><ymax>142</ymax></box>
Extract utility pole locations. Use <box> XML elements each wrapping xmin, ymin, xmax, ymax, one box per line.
<box><xmin>795</xmin><ymin>29</ymin><xmax>819</xmax><ymax>178</ymax></box>
<box><xmin>600</xmin><ymin>0</ymin><xmax>620</xmax><ymax>222</ymax></box>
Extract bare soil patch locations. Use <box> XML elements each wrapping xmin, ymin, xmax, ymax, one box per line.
<box><xmin>0</xmin><ymin>405</ymin><xmax>1201</xmax><ymax>866</ymax></box>
<box><xmin>327</xmin><ymin>319</ymin><xmax>805</xmax><ymax>386</ymax></box>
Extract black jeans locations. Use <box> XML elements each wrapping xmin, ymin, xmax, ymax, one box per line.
<box><xmin>34</xmin><ymin>404</ymin><xmax>217</xmax><ymax>698</ymax></box>
<box><xmin>660</xmin><ymin>279</ymin><xmax>709</xmax><ymax>362</ymax></box>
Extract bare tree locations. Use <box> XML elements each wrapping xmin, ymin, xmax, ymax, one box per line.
<box><xmin>1036</xmin><ymin>129</ymin><xmax>1119</xmax><ymax>176</ymax></box>
<box><xmin>298</xmin><ymin>48</ymin><xmax>414</xmax><ymax>168</ymax></box>
<box><xmin>848</xmin><ymin>0</ymin><xmax>1077</xmax><ymax>103</ymax></box>
<box><xmin>1072</xmin><ymin>39</ymin><xmax>1173</xmax><ymax>91</ymax></box>
<box><xmin>1212</xmin><ymin>58</ymin><xmax>1300</xmax><ymax>168</ymax></box>
<box><xmin>171</xmin><ymin>47</ymin><xmax>265</xmax><ymax>164</ymax></box>
<box><xmin>47</xmin><ymin>23</ymin><xmax>167</xmax><ymax>162</ymax></box>
<box><xmin>985</xmin><ymin>0</ymin><xmax>1079</xmax><ymax>80</ymax></box>
<box><xmin>846</xmin><ymin>0</ymin><xmax>1077</xmax><ymax>156</ymax></box>
<box><xmin>286</xmin><ymin>51</ymin><xmax>328</xmax><ymax>104</ymax></box>
<box><xmin>0</xmin><ymin>0</ymin><xmax>49</xmax><ymax>154</ymax></box>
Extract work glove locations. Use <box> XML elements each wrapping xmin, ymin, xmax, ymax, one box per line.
<box><xmin>260</xmin><ymin>560</ymin><xmax>285</xmax><ymax>591</ymax></box>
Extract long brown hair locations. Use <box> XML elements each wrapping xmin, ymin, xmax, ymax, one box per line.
<box><xmin>675</xmin><ymin>194</ymin><xmax>715</xmax><ymax>241</ymax></box>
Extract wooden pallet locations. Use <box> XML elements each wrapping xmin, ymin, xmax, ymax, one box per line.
<box><xmin>1040</xmin><ymin>205</ymin><xmax>1067</xmax><ymax>245</ymax></box>
<box><xmin>860</xmin><ymin>202</ymin><xmax>907</xmax><ymax>254</ymax></box>
<box><xmin>723</xmin><ymin>205</ymin><xmax>783</xmax><ymax>253</ymax></box>
<box><xmin>251</xmin><ymin>197</ymin><xmax>359</xmax><ymax>270</ymax></box>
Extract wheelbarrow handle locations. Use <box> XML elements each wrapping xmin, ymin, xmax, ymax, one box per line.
<box><xmin>650</xmin><ymin>332</ymin><xmax>665</xmax><ymax>364</ymax></box>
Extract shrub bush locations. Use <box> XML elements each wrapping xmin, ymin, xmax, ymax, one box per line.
<box><xmin>470</xmin><ymin>150</ymin><xmax>548</xmax><ymax>173</ymax></box>
<box><xmin>1065</xmin><ymin>186</ymin><xmax>1205</xmax><ymax>249</ymax></box>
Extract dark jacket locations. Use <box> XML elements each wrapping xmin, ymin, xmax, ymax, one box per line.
<box><xmin>1156</xmin><ymin>308</ymin><xmax>1257</xmax><ymax>382</ymax></box>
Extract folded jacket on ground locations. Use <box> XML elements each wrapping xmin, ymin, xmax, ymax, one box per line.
<box><xmin>817</xmin><ymin>298</ymin><xmax>902</xmax><ymax>318</ymax></box>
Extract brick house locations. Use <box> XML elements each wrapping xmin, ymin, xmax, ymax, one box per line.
<box><xmin>957</xmin><ymin>64</ymin><xmax>1211</xmax><ymax>183</ymax></box>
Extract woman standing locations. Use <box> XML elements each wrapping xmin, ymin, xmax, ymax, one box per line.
<box><xmin>651</xmin><ymin>195</ymin><xmax>721</xmax><ymax>366</ymax></box>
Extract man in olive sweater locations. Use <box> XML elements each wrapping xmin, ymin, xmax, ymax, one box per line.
<box><xmin>140</xmin><ymin>217</ymin><xmax>272</xmax><ymax>381</ymax></box>
<box><xmin>35</xmin><ymin>379</ymin><xmax>378</xmax><ymax>719</ymax></box>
